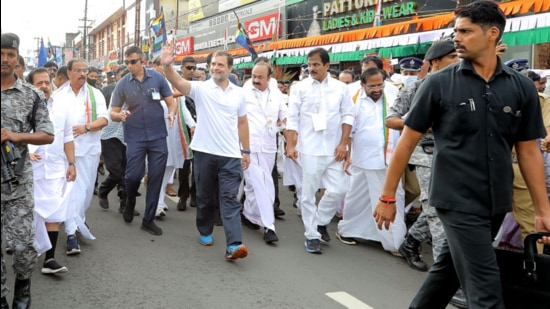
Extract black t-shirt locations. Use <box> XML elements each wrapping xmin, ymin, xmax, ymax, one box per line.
<box><xmin>405</xmin><ymin>58</ymin><xmax>546</xmax><ymax>216</ymax></box>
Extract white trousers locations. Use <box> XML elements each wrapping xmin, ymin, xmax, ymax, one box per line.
<box><xmin>338</xmin><ymin>166</ymin><xmax>406</xmax><ymax>252</ymax></box>
<box><xmin>157</xmin><ymin>166</ymin><xmax>176</xmax><ymax>211</ymax></box>
<box><xmin>301</xmin><ymin>154</ymin><xmax>350</xmax><ymax>240</ymax></box>
<box><xmin>65</xmin><ymin>153</ymin><xmax>99</xmax><ymax>239</ymax></box>
<box><xmin>282</xmin><ymin>154</ymin><xmax>303</xmax><ymax>210</ymax></box>
<box><xmin>243</xmin><ymin>152</ymin><xmax>276</xmax><ymax>231</ymax></box>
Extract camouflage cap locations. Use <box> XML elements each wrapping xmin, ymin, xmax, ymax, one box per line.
<box><xmin>1</xmin><ymin>33</ymin><xmax>20</xmax><ymax>51</ymax></box>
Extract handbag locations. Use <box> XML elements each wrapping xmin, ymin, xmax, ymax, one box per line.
<box><xmin>495</xmin><ymin>232</ymin><xmax>550</xmax><ymax>309</ymax></box>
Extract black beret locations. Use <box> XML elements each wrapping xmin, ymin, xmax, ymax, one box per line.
<box><xmin>1</xmin><ymin>33</ymin><xmax>20</xmax><ymax>51</ymax></box>
<box><xmin>425</xmin><ymin>40</ymin><xmax>455</xmax><ymax>61</ymax></box>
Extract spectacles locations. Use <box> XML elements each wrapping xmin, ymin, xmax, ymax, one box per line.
<box><xmin>184</xmin><ymin>66</ymin><xmax>197</xmax><ymax>71</ymax></box>
<box><xmin>365</xmin><ymin>84</ymin><xmax>385</xmax><ymax>90</ymax></box>
<box><xmin>124</xmin><ymin>58</ymin><xmax>141</xmax><ymax>65</ymax></box>
<box><xmin>72</xmin><ymin>69</ymin><xmax>89</xmax><ymax>74</ymax></box>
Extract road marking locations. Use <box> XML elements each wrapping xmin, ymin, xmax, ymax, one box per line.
<box><xmin>325</xmin><ymin>292</ymin><xmax>374</xmax><ymax>309</ymax></box>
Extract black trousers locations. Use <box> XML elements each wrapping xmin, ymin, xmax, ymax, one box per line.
<box><xmin>98</xmin><ymin>138</ymin><xmax>126</xmax><ymax>198</ymax></box>
<box><xmin>178</xmin><ymin>159</ymin><xmax>196</xmax><ymax>200</ymax></box>
<box><xmin>410</xmin><ymin>209</ymin><xmax>505</xmax><ymax>309</ymax></box>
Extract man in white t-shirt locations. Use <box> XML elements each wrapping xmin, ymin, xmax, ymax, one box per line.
<box><xmin>161</xmin><ymin>46</ymin><xmax>251</xmax><ymax>261</ymax></box>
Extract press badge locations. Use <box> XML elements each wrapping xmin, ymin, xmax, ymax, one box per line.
<box><xmin>312</xmin><ymin>112</ymin><xmax>327</xmax><ymax>131</ymax></box>
<box><xmin>152</xmin><ymin>91</ymin><xmax>161</xmax><ymax>100</ymax></box>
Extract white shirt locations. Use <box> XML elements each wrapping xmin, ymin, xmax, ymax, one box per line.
<box><xmin>188</xmin><ymin>79</ymin><xmax>246</xmax><ymax>158</ymax></box>
<box><xmin>51</xmin><ymin>84</ymin><xmax>108</xmax><ymax>157</ymax></box>
<box><xmin>244</xmin><ymin>85</ymin><xmax>287</xmax><ymax>154</ymax></box>
<box><xmin>287</xmin><ymin>76</ymin><xmax>354</xmax><ymax>156</ymax></box>
<box><xmin>29</xmin><ymin>96</ymin><xmax>74</xmax><ymax>179</ymax></box>
<box><xmin>351</xmin><ymin>92</ymin><xmax>387</xmax><ymax>170</ymax></box>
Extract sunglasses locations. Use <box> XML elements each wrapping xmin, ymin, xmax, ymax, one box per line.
<box><xmin>184</xmin><ymin>66</ymin><xmax>197</xmax><ymax>71</ymax></box>
<box><xmin>124</xmin><ymin>58</ymin><xmax>141</xmax><ymax>65</ymax></box>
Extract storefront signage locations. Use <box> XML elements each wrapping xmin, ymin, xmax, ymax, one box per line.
<box><xmin>175</xmin><ymin>37</ymin><xmax>194</xmax><ymax>56</ymax></box>
<box><xmin>245</xmin><ymin>13</ymin><xmax>280</xmax><ymax>42</ymax></box>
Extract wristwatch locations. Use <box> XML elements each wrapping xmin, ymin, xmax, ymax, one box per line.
<box><xmin>68</xmin><ymin>162</ymin><xmax>76</xmax><ymax>167</ymax></box>
<box><xmin>85</xmin><ymin>124</ymin><xmax>91</xmax><ymax>132</ymax></box>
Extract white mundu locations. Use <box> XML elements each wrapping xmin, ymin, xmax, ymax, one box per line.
<box><xmin>242</xmin><ymin>85</ymin><xmax>287</xmax><ymax>230</ymax></box>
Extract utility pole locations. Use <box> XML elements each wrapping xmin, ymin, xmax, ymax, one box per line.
<box><xmin>135</xmin><ymin>0</ymin><xmax>141</xmax><ymax>47</ymax></box>
<box><xmin>79</xmin><ymin>0</ymin><xmax>92</xmax><ymax>61</ymax></box>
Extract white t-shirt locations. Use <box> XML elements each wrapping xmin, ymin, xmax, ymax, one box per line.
<box><xmin>188</xmin><ymin>78</ymin><xmax>246</xmax><ymax>158</ymax></box>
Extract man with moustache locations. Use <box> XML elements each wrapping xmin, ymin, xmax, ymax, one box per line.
<box><xmin>241</xmin><ymin>62</ymin><xmax>288</xmax><ymax>244</ymax></box>
<box><xmin>161</xmin><ymin>46</ymin><xmax>251</xmax><ymax>261</ymax></box>
<box><xmin>373</xmin><ymin>1</ymin><xmax>550</xmax><ymax>307</ymax></box>
<box><xmin>286</xmin><ymin>47</ymin><xmax>354</xmax><ymax>254</ymax></box>
<box><xmin>53</xmin><ymin>58</ymin><xmax>108</xmax><ymax>255</ymax></box>
<box><xmin>27</xmin><ymin>67</ymin><xmax>76</xmax><ymax>275</ymax></box>
<box><xmin>110</xmin><ymin>46</ymin><xmax>177</xmax><ymax>236</ymax></box>
<box><xmin>335</xmin><ymin>67</ymin><xmax>405</xmax><ymax>254</ymax></box>
<box><xmin>1</xmin><ymin>32</ymin><xmax>54</xmax><ymax>308</ymax></box>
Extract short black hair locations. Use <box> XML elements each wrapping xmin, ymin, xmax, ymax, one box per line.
<box><xmin>56</xmin><ymin>66</ymin><xmax>68</xmax><ymax>78</ymax></box>
<box><xmin>43</xmin><ymin>61</ymin><xmax>58</xmax><ymax>69</ymax></box>
<box><xmin>307</xmin><ymin>48</ymin><xmax>330</xmax><ymax>65</ymax></box>
<box><xmin>254</xmin><ymin>56</ymin><xmax>270</xmax><ymax>65</ymax></box>
<box><xmin>454</xmin><ymin>0</ymin><xmax>506</xmax><ymax>43</ymax></box>
<box><xmin>360</xmin><ymin>67</ymin><xmax>385</xmax><ymax>84</ymax></box>
<box><xmin>181</xmin><ymin>56</ymin><xmax>196</xmax><ymax>64</ymax></box>
<box><xmin>124</xmin><ymin>46</ymin><xmax>143</xmax><ymax>57</ymax></box>
<box><xmin>88</xmin><ymin>67</ymin><xmax>99</xmax><ymax>74</ymax></box>
<box><xmin>27</xmin><ymin>67</ymin><xmax>49</xmax><ymax>84</ymax></box>
<box><xmin>523</xmin><ymin>70</ymin><xmax>541</xmax><ymax>82</ymax></box>
<box><xmin>17</xmin><ymin>55</ymin><xmax>25</xmax><ymax>67</ymax></box>
<box><xmin>361</xmin><ymin>56</ymin><xmax>383</xmax><ymax>69</ymax></box>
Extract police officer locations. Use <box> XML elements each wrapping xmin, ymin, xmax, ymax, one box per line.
<box><xmin>1</xmin><ymin>33</ymin><xmax>54</xmax><ymax>308</ymax></box>
<box><xmin>504</xmin><ymin>58</ymin><xmax>529</xmax><ymax>72</ymax></box>
<box><xmin>398</xmin><ymin>57</ymin><xmax>423</xmax><ymax>87</ymax></box>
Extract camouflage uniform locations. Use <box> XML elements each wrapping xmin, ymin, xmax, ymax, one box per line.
<box><xmin>1</xmin><ymin>77</ymin><xmax>53</xmax><ymax>297</ymax></box>
<box><xmin>387</xmin><ymin>80</ymin><xmax>446</xmax><ymax>259</ymax></box>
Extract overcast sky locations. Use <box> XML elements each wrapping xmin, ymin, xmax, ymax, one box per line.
<box><xmin>1</xmin><ymin>0</ymin><xmax>123</xmax><ymax>56</ymax></box>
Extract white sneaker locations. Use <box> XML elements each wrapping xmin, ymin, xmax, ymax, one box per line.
<box><xmin>155</xmin><ymin>209</ymin><xmax>166</xmax><ymax>218</ymax></box>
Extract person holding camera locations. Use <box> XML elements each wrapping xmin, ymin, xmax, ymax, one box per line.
<box><xmin>1</xmin><ymin>33</ymin><xmax>54</xmax><ymax>309</ymax></box>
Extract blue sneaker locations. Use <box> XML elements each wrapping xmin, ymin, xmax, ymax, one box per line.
<box><xmin>66</xmin><ymin>235</ymin><xmax>81</xmax><ymax>255</ymax></box>
<box><xmin>225</xmin><ymin>244</ymin><xmax>248</xmax><ymax>260</ymax></box>
<box><xmin>199</xmin><ymin>235</ymin><xmax>213</xmax><ymax>246</ymax></box>
<box><xmin>305</xmin><ymin>239</ymin><xmax>322</xmax><ymax>254</ymax></box>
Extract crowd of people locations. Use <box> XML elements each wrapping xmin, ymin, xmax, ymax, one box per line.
<box><xmin>2</xmin><ymin>1</ymin><xmax>550</xmax><ymax>308</ymax></box>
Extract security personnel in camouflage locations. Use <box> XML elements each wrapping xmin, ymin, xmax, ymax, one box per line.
<box><xmin>1</xmin><ymin>33</ymin><xmax>54</xmax><ymax>309</ymax></box>
<box><xmin>386</xmin><ymin>39</ymin><xmax>460</xmax><ymax>269</ymax></box>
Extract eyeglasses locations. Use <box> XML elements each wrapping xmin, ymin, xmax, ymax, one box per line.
<box><xmin>184</xmin><ymin>66</ymin><xmax>197</xmax><ymax>71</ymax></box>
<box><xmin>72</xmin><ymin>69</ymin><xmax>89</xmax><ymax>74</ymax></box>
<box><xmin>124</xmin><ymin>58</ymin><xmax>141</xmax><ymax>65</ymax></box>
<box><xmin>365</xmin><ymin>84</ymin><xmax>385</xmax><ymax>90</ymax></box>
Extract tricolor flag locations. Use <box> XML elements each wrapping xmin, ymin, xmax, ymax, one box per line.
<box><xmin>233</xmin><ymin>10</ymin><xmax>258</xmax><ymax>61</ymax></box>
<box><xmin>373</xmin><ymin>0</ymin><xmax>382</xmax><ymax>27</ymax></box>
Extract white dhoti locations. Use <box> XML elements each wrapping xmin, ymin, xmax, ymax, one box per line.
<box><xmin>338</xmin><ymin>166</ymin><xmax>406</xmax><ymax>252</ymax></box>
<box><xmin>157</xmin><ymin>166</ymin><xmax>176</xmax><ymax>211</ymax></box>
<box><xmin>301</xmin><ymin>154</ymin><xmax>350</xmax><ymax>240</ymax></box>
<box><xmin>33</xmin><ymin>179</ymin><xmax>74</xmax><ymax>254</ymax></box>
<box><xmin>243</xmin><ymin>152</ymin><xmax>276</xmax><ymax>230</ymax></box>
<box><xmin>64</xmin><ymin>154</ymin><xmax>99</xmax><ymax>240</ymax></box>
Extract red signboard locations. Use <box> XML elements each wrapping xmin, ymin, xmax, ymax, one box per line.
<box><xmin>175</xmin><ymin>37</ymin><xmax>194</xmax><ymax>56</ymax></box>
<box><xmin>245</xmin><ymin>12</ymin><xmax>280</xmax><ymax>42</ymax></box>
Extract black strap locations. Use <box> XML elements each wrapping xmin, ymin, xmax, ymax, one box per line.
<box><xmin>29</xmin><ymin>91</ymin><xmax>42</xmax><ymax>132</ymax></box>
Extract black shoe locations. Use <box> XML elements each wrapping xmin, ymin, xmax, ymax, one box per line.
<box><xmin>98</xmin><ymin>197</ymin><xmax>109</xmax><ymax>209</ymax></box>
<box><xmin>317</xmin><ymin>225</ymin><xmax>331</xmax><ymax>243</ymax></box>
<box><xmin>263</xmin><ymin>229</ymin><xmax>279</xmax><ymax>244</ymax></box>
<box><xmin>335</xmin><ymin>231</ymin><xmax>357</xmax><ymax>245</ymax></box>
<box><xmin>141</xmin><ymin>220</ymin><xmax>163</xmax><ymax>236</ymax></box>
<box><xmin>93</xmin><ymin>188</ymin><xmax>98</xmax><ymax>195</ymax></box>
<box><xmin>98</xmin><ymin>164</ymin><xmax>105</xmax><ymax>175</ymax></box>
<box><xmin>274</xmin><ymin>207</ymin><xmax>286</xmax><ymax>217</ymax></box>
<box><xmin>13</xmin><ymin>278</ymin><xmax>31</xmax><ymax>309</ymax></box>
<box><xmin>1</xmin><ymin>296</ymin><xmax>8</xmax><ymax>309</ymax></box>
<box><xmin>119</xmin><ymin>204</ymin><xmax>140</xmax><ymax>216</ymax></box>
<box><xmin>449</xmin><ymin>288</ymin><xmax>468</xmax><ymax>309</ymax></box>
<box><xmin>241</xmin><ymin>213</ymin><xmax>259</xmax><ymax>230</ymax></box>
<box><xmin>398</xmin><ymin>234</ymin><xmax>428</xmax><ymax>272</ymax></box>
<box><xmin>189</xmin><ymin>195</ymin><xmax>197</xmax><ymax>207</ymax></box>
<box><xmin>177</xmin><ymin>198</ymin><xmax>187</xmax><ymax>211</ymax></box>
<box><xmin>41</xmin><ymin>258</ymin><xmax>68</xmax><ymax>274</ymax></box>
<box><xmin>123</xmin><ymin>202</ymin><xmax>135</xmax><ymax>223</ymax></box>
<box><xmin>136</xmin><ymin>191</ymin><xmax>142</xmax><ymax>197</ymax></box>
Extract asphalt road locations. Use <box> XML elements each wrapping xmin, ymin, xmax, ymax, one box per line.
<box><xmin>4</xmin><ymin>174</ymin><xmax>447</xmax><ymax>309</ymax></box>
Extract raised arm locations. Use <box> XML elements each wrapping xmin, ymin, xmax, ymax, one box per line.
<box><xmin>161</xmin><ymin>42</ymin><xmax>192</xmax><ymax>96</ymax></box>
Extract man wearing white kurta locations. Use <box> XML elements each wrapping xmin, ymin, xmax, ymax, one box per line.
<box><xmin>28</xmin><ymin>68</ymin><xmax>76</xmax><ymax>274</ymax></box>
<box><xmin>337</xmin><ymin>67</ymin><xmax>406</xmax><ymax>253</ymax></box>
<box><xmin>54</xmin><ymin>59</ymin><xmax>108</xmax><ymax>255</ymax></box>
<box><xmin>286</xmin><ymin>48</ymin><xmax>354</xmax><ymax>254</ymax></box>
<box><xmin>242</xmin><ymin>62</ymin><xmax>287</xmax><ymax>243</ymax></box>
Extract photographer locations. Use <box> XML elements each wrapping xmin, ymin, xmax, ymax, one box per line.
<box><xmin>1</xmin><ymin>33</ymin><xmax>54</xmax><ymax>308</ymax></box>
